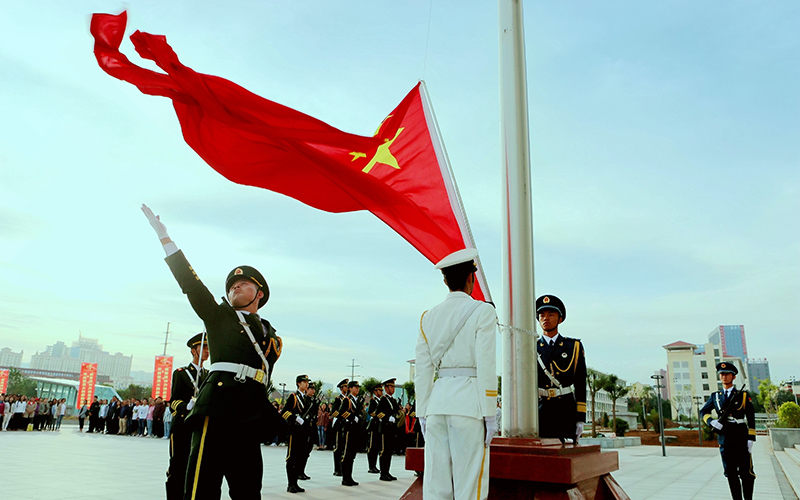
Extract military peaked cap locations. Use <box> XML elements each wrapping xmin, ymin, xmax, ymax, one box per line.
<box><xmin>296</xmin><ymin>374</ymin><xmax>310</xmax><ymax>384</ymax></box>
<box><xmin>348</xmin><ymin>380</ymin><xmax>360</xmax><ymax>388</ymax></box>
<box><xmin>187</xmin><ymin>333</ymin><xmax>208</xmax><ymax>348</ymax></box>
<box><xmin>382</xmin><ymin>378</ymin><xmax>397</xmax><ymax>386</ymax></box>
<box><xmin>536</xmin><ymin>295</ymin><xmax>566</xmax><ymax>320</ymax></box>
<box><xmin>225</xmin><ymin>266</ymin><xmax>270</xmax><ymax>308</ymax></box>
<box><xmin>337</xmin><ymin>379</ymin><xmax>349</xmax><ymax>388</ymax></box>
<box><xmin>716</xmin><ymin>362</ymin><xmax>738</xmax><ymax>375</ymax></box>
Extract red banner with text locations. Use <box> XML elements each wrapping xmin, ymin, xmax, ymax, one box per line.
<box><xmin>0</xmin><ymin>369</ymin><xmax>9</xmax><ymax>394</ymax></box>
<box><xmin>152</xmin><ymin>356</ymin><xmax>173</xmax><ymax>400</ymax></box>
<box><xmin>78</xmin><ymin>363</ymin><xmax>98</xmax><ymax>407</ymax></box>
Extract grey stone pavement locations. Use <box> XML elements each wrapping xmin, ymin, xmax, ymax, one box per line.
<box><xmin>1</xmin><ymin>422</ymin><xmax>797</xmax><ymax>499</ymax></box>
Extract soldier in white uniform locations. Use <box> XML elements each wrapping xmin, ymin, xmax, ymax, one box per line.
<box><xmin>415</xmin><ymin>248</ymin><xmax>497</xmax><ymax>500</ymax></box>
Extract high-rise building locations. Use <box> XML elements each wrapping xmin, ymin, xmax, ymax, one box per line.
<box><xmin>0</xmin><ymin>347</ymin><xmax>23</xmax><ymax>368</ymax></box>
<box><xmin>30</xmin><ymin>335</ymin><xmax>132</xmax><ymax>384</ymax></box>
<box><xmin>747</xmin><ymin>358</ymin><xmax>770</xmax><ymax>394</ymax></box>
<box><xmin>708</xmin><ymin>325</ymin><xmax>748</xmax><ymax>361</ymax></box>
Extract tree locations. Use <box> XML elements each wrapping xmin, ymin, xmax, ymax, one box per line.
<box><xmin>758</xmin><ymin>379</ymin><xmax>780</xmax><ymax>416</ymax></box>
<box><xmin>118</xmin><ymin>384</ymin><xmax>151</xmax><ymax>401</ymax></box>
<box><xmin>777</xmin><ymin>402</ymin><xmax>800</xmax><ymax>428</ymax></box>
<box><xmin>360</xmin><ymin>377</ymin><xmax>382</xmax><ymax>398</ymax></box>
<box><xmin>587</xmin><ymin>369</ymin><xmax>608</xmax><ymax>437</ymax></box>
<box><xmin>602</xmin><ymin>374</ymin><xmax>629</xmax><ymax>436</ymax></box>
<box><xmin>402</xmin><ymin>380</ymin><xmax>415</xmax><ymax>404</ymax></box>
<box><xmin>7</xmin><ymin>368</ymin><xmax>37</xmax><ymax>397</ymax></box>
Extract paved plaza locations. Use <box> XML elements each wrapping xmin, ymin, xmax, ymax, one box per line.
<box><xmin>1</xmin><ymin>423</ymin><xmax>797</xmax><ymax>499</ymax></box>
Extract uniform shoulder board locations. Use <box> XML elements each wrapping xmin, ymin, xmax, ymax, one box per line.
<box><xmin>177</xmin><ymin>367</ymin><xmax>184</xmax><ymax>371</ymax></box>
<box><xmin>484</xmin><ymin>300</ymin><xmax>496</xmax><ymax>308</ymax></box>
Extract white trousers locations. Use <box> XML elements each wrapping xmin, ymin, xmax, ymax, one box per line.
<box><xmin>423</xmin><ymin>414</ymin><xmax>489</xmax><ymax>500</ymax></box>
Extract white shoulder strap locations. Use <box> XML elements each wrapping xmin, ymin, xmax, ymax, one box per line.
<box><xmin>229</xmin><ymin>302</ymin><xmax>271</xmax><ymax>375</ymax></box>
<box><xmin>537</xmin><ymin>352</ymin><xmax>562</xmax><ymax>388</ymax></box>
<box><xmin>431</xmin><ymin>301</ymin><xmax>482</xmax><ymax>369</ymax></box>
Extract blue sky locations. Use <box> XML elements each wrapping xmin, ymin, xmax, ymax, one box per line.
<box><xmin>1</xmin><ymin>1</ymin><xmax>798</xmax><ymax>392</ymax></box>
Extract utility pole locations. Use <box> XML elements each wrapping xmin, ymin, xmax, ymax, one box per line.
<box><xmin>347</xmin><ymin>359</ymin><xmax>362</xmax><ymax>381</ymax></box>
<box><xmin>693</xmin><ymin>396</ymin><xmax>704</xmax><ymax>446</ymax></box>
<box><xmin>279</xmin><ymin>382</ymin><xmax>287</xmax><ymax>403</ymax></box>
<box><xmin>651</xmin><ymin>374</ymin><xmax>666</xmax><ymax>457</ymax></box>
<box><xmin>162</xmin><ymin>322</ymin><xmax>171</xmax><ymax>356</ymax></box>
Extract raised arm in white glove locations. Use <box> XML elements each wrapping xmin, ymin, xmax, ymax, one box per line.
<box><xmin>419</xmin><ymin>417</ymin><xmax>427</xmax><ymax>438</ymax></box>
<box><xmin>141</xmin><ymin>204</ymin><xmax>178</xmax><ymax>257</ymax></box>
<box><xmin>295</xmin><ymin>415</ymin><xmax>304</xmax><ymax>426</ymax></box>
<box><xmin>710</xmin><ymin>419</ymin><xmax>723</xmax><ymax>430</ymax></box>
<box><xmin>747</xmin><ymin>441</ymin><xmax>754</xmax><ymax>453</ymax></box>
<box><xmin>484</xmin><ymin>416</ymin><xmax>498</xmax><ymax>447</ymax></box>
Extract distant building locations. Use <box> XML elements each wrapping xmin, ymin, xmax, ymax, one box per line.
<box><xmin>708</xmin><ymin>325</ymin><xmax>748</xmax><ymax>361</ymax></box>
<box><xmin>663</xmin><ymin>340</ymin><xmax>750</xmax><ymax>420</ymax></box>
<box><xmin>0</xmin><ymin>347</ymin><xmax>23</xmax><ymax>368</ymax></box>
<box><xmin>747</xmin><ymin>358</ymin><xmax>770</xmax><ymax>394</ymax></box>
<box><xmin>30</xmin><ymin>375</ymin><xmax>121</xmax><ymax>413</ymax></box>
<box><xmin>585</xmin><ymin>370</ymin><xmax>637</xmax><ymax>429</ymax></box>
<box><xmin>29</xmin><ymin>335</ymin><xmax>132</xmax><ymax>384</ymax></box>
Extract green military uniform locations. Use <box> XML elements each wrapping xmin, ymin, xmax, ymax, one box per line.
<box><xmin>366</xmin><ymin>383</ymin><xmax>383</xmax><ymax>474</ymax></box>
<box><xmin>339</xmin><ymin>380</ymin><xmax>363</xmax><ymax>486</ymax></box>
<box><xmin>377</xmin><ymin>378</ymin><xmax>401</xmax><ymax>481</ymax></box>
<box><xmin>164</xmin><ymin>252</ymin><xmax>283</xmax><ymax>500</ymax></box>
<box><xmin>329</xmin><ymin>379</ymin><xmax>349</xmax><ymax>476</ymax></box>
<box><xmin>166</xmin><ymin>334</ymin><xmax>209</xmax><ymax>500</ymax></box>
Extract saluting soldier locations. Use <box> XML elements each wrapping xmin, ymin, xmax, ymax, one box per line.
<box><xmin>377</xmin><ymin>378</ymin><xmax>401</xmax><ymax>481</ymax></box>
<box><xmin>142</xmin><ymin>205</ymin><xmax>283</xmax><ymax>500</ymax></box>
<box><xmin>339</xmin><ymin>380</ymin><xmax>363</xmax><ymax>486</ymax></box>
<box><xmin>366</xmin><ymin>382</ymin><xmax>384</xmax><ymax>474</ymax></box>
<box><xmin>329</xmin><ymin>378</ymin><xmax>349</xmax><ymax>477</ymax></box>
<box><xmin>536</xmin><ymin>295</ymin><xmax>587</xmax><ymax>443</ymax></box>
<box><xmin>297</xmin><ymin>381</ymin><xmax>319</xmax><ymax>482</ymax></box>
<box><xmin>283</xmin><ymin>374</ymin><xmax>310</xmax><ymax>493</ymax></box>
<box><xmin>165</xmin><ymin>333</ymin><xmax>209</xmax><ymax>500</ymax></box>
<box><xmin>415</xmin><ymin>249</ymin><xmax>497</xmax><ymax>500</ymax></box>
<box><xmin>701</xmin><ymin>362</ymin><xmax>756</xmax><ymax>500</ymax></box>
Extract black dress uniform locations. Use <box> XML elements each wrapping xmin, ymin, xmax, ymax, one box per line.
<box><xmin>283</xmin><ymin>375</ymin><xmax>310</xmax><ymax>493</ymax></box>
<box><xmin>339</xmin><ymin>381</ymin><xmax>363</xmax><ymax>486</ymax></box>
<box><xmin>377</xmin><ymin>379</ymin><xmax>401</xmax><ymax>481</ymax></box>
<box><xmin>166</xmin><ymin>334</ymin><xmax>209</xmax><ymax>500</ymax></box>
<box><xmin>701</xmin><ymin>362</ymin><xmax>756</xmax><ymax>500</ymax></box>
<box><xmin>366</xmin><ymin>384</ymin><xmax>383</xmax><ymax>474</ymax></box>
<box><xmin>535</xmin><ymin>295</ymin><xmax>587</xmax><ymax>441</ymax></box>
<box><xmin>298</xmin><ymin>383</ymin><xmax>319</xmax><ymax>480</ymax></box>
<box><xmin>329</xmin><ymin>379</ymin><xmax>349</xmax><ymax>476</ymax></box>
<box><xmin>164</xmin><ymin>252</ymin><xmax>283</xmax><ymax>500</ymax></box>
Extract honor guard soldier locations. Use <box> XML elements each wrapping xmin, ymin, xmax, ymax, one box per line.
<box><xmin>330</xmin><ymin>378</ymin><xmax>349</xmax><ymax>476</ymax></box>
<box><xmin>366</xmin><ymin>382</ymin><xmax>384</xmax><ymax>474</ymax></box>
<box><xmin>297</xmin><ymin>381</ymin><xmax>319</xmax><ymax>481</ymax></box>
<box><xmin>339</xmin><ymin>380</ymin><xmax>363</xmax><ymax>486</ymax></box>
<box><xmin>701</xmin><ymin>362</ymin><xmax>756</xmax><ymax>500</ymax></box>
<box><xmin>165</xmin><ymin>334</ymin><xmax>209</xmax><ymax>500</ymax></box>
<box><xmin>415</xmin><ymin>249</ymin><xmax>497</xmax><ymax>500</ymax></box>
<box><xmin>283</xmin><ymin>374</ymin><xmax>310</xmax><ymax>493</ymax></box>
<box><xmin>536</xmin><ymin>295</ymin><xmax>587</xmax><ymax>443</ymax></box>
<box><xmin>377</xmin><ymin>378</ymin><xmax>401</xmax><ymax>481</ymax></box>
<box><xmin>142</xmin><ymin>205</ymin><xmax>283</xmax><ymax>500</ymax></box>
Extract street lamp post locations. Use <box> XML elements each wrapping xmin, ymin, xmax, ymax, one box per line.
<box><xmin>651</xmin><ymin>374</ymin><xmax>666</xmax><ymax>457</ymax></box>
<box><xmin>279</xmin><ymin>382</ymin><xmax>287</xmax><ymax>404</ymax></box>
<box><xmin>693</xmin><ymin>396</ymin><xmax>704</xmax><ymax>446</ymax></box>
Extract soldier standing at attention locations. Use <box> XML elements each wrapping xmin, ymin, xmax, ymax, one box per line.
<box><xmin>165</xmin><ymin>333</ymin><xmax>209</xmax><ymax>500</ymax></box>
<box><xmin>377</xmin><ymin>378</ymin><xmax>401</xmax><ymax>481</ymax></box>
<box><xmin>536</xmin><ymin>295</ymin><xmax>587</xmax><ymax>443</ymax></box>
<box><xmin>415</xmin><ymin>249</ymin><xmax>497</xmax><ymax>500</ymax></box>
<box><xmin>339</xmin><ymin>380</ymin><xmax>363</xmax><ymax>486</ymax></box>
<box><xmin>283</xmin><ymin>374</ymin><xmax>310</xmax><ymax>493</ymax></box>
<box><xmin>366</xmin><ymin>382</ymin><xmax>384</xmax><ymax>474</ymax></box>
<box><xmin>297</xmin><ymin>381</ymin><xmax>319</xmax><ymax>481</ymax></box>
<box><xmin>142</xmin><ymin>205</ymin><xmax>283</xmax><ymax>500</ymax></box>
<box><xmin>701</xmin><ymin>362</ymin><xmax>756</xmax><ymax>500</ymax></box>
<box><xmin>330</xmin><ymin>378</ymin><xmax>349</xmax><ymax>477</ymax></box>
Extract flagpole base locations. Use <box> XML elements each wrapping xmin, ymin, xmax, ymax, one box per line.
<box><xmin>402</xmin><ymin>437</ymin><xmax>630</xmax><ymax>499</ymax></box>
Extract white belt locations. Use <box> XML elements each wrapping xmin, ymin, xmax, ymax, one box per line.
<box><xmin>209</xmin><ymin>362</ymin><xmax>269</xmax><ymax>385</ymax></box>
<box><xmin>727</xmin><ymin>417</ymin><xmax>746</xmax><ymax>424</ymax></box>
<box><xmin>539</xmin><ymin>386</ymin><xmax>574</xmax><ymax>398</ymax></box>
<box><xmin>438</xmin><ymin>367</ymin><xmax>477</xmax><ymax>378</ymax></box>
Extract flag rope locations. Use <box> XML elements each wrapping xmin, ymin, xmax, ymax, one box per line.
<box><xmin>496</xmin><ymin>322</ymin><xmax>539</xmax><ymax>339</ymax></box>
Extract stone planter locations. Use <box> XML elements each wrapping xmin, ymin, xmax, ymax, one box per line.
<box><xmin>769</xmin><ymin>428</ymin><xmax>800</xmax><ymax>451</ymax></box>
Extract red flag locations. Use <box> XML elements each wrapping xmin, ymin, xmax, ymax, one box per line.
<box><xmin>91</xmin><ymin>12</ymin><xmax>490</xmax><ymax>300</ymax></box>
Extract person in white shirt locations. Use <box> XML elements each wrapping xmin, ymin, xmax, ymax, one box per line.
<box><xmin>415</xmin><ymin>248</ymin><xmax>497</xmax><ymax>500</ymax></box>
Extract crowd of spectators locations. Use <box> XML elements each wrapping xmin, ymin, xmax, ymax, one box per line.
<box><xmin>0</xmin><ymin>394</ymin><xmax>68</xmax><ymax>431</ymax></box>
<box><xmin>75</xmin><ymin>395</ymin><xmax>171</xmax><ymax>438</ymax></box>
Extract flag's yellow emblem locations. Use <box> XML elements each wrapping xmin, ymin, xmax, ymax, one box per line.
<box><xmin>350</xmin><ymin>127</ymin><xmax>404</xmax><ymax>174</ymax></box>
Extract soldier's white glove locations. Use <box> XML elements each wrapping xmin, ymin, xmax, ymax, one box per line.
<box><xmin>484</xmin><ymin>416</ymin><xmax>497</xmax><ymax>447</ymax></box>
<box><xmin>576</xmin><ymin>422</ymin><xmax>584</xmax><ymax>438</ymax></box>
<box><xmin>747</xmin><ymin>441</ymin><xmax>754</xmax><ymax>453</ymax></box>
<box><xmin>354</xmin><ymin>416</ymin><xmax>359</xmax><ymax>423</ymax></box>
<box><xmin>710</xmin><ymin>419</ymin><xmax>723</xmax><ymax>430</ymax></box>
<box><xmin>186</xmin><ymin>398</ymin><xmax>195</xmax><ymax>411</ymax></box>
<box><xmin>142</xmin><ymin>204</ymin><xmax>169</xmax><ymax>239</ymax></box>
<box><xmin>295</xmin><ymin>415</ymin><xmax>304</xmax><ymax>425</ymax></box>
<box><xmin>332</xmin><ymin>417</ymin><xmax>337</xmax><ymax>428</ymax></box>
<box><xmin>389</xmin><ymin>416</ymin><xmax>395</xmax><ymax>424</ymax></box>
<box><xmin>419</xmin><ymin>417</ymin><xmax>427</xmax><ymax>438</ymax></box>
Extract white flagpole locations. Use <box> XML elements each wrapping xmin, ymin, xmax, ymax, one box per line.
<box><xmin>499</xmin><ymin>0</ymin><xmax>538</xmax><ymax>437</ymax></box>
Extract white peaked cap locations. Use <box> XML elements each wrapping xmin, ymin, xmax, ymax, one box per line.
<box><xmin>434</xmin><ymin>248</ymin><xmax>479</xmax><ymax>269</ymax></box>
